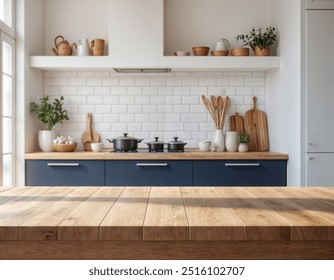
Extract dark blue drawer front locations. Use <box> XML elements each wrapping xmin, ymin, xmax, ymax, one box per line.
<box><xmin>194</xmin><ymin>160</ymin><xmax>287</xmax><ymax>186</ymax></box>
<box><xmin>26</xmin><ymin>160</ymin><xmax>105</xmax><ymax>186</ymax></box>
<box><xmin>106</xmin><ymin>160</ymin><xmax>193</xmax><ymax>186</ymax></box>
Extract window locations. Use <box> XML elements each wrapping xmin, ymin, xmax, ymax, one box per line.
<box><xmin>0</xmin><ymin>0</ymin><xmax>14</xmax><ymax>37</ymax></box>
<box><xmin>1</xmin><ymin>0</ymin><xmax>15</xmax><ymax>187</ymax></box>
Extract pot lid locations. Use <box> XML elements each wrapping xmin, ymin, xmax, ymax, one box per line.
<box><xmin>148</xmin><ymin>137</ymin><xmax>164</xmax><ymax>144</ymax></box>
<box><xmin>168</xmin><ymin>137</ymin><xmax>185</xmax><ymax>144</ymax></box>
<box><xmin>114</xmin><ymin>133</ymin><xmax>137</xmax><ymax>140</ymax></box>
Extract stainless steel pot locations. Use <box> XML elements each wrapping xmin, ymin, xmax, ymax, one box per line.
<box><xmin>147</xmin><ymin>137</ymin><xmax>165</xmax><ymax>152</ymax></box>
<box><xmin>107</xmin><ymin>133</ymin><xmax>143</xmax><ymax>152</ymax></box>
<box><xmin>167</xmin><ymin>137</ymin><xmax>187</xmax><ymax>152</ymax></box>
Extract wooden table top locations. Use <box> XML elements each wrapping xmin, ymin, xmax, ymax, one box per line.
<box><xmin>25</xmin><ymin>150</ymin><xmax>289</xmax><ymax>160</ymax></box>
<box><xmin>0</xmin><ymin>186</ymin><xmax>332</xmax><ymax>242</ymax></box>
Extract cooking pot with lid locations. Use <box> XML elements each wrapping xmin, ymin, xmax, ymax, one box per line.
<box><xmin>107</xmin><ymin>133</ymin><xmax>143</xmax><ymax>152</ymax></box>
<box><xmin>147</xmin><ymin>137</ymin><xmax>165</xmax><ymax>152</ymax></box>
<box><xmin>167</xmin><ymin>137</ymin><xmax>187</xmax><ymax>152</ymax></box>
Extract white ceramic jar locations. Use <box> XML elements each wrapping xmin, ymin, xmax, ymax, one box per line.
<box><xmin>38</xmin><ymin>130</ymin><xmax>57</xmax><ymax>152</ymax></box>
<box><xmin>225</xmin><ymin>131</ymin><xmax>240</xmax><ymax>152</ymax></box>
<box><xmin>213</xmin><ymin>130</ymin><xmax>225</xmax><ymax>152</ymax></box>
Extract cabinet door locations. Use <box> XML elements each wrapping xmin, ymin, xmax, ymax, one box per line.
<box><xmin>106</xmin><ymin>160</ymin><xmax>193</xmax><ymax>186</ymax></box>
<box><xmin>306</xmin><ymin>0</ymin><xmax>334</xmax><ymax>9</ymax></box>
<box><xmin>193</xmin><ymin>160</ymin><xmax>287</xmax><ymax>186</ymax></box>
<box><xmin>26</xmin><ymin>160</ymin><xmax>105</xmax><ymax>186</ymax></box>
<box><xmin>306</xmin><ymin>10</ymin><xmax>334</xmax><ymax>152</ymax></box>
<box><xmin>307</xmin><ymin>154</ymin><xmax>334</xmax><ymax>186</ymax></box>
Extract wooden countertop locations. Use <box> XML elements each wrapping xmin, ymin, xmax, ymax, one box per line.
<box><xmin>0</xmin><ymin>186</ymin><xmax>333</xmax><ymax>260</ymax></box>
<box><xmin>25</xmin><ymin>149</ymin><xmax>289</xmax><ymax>160</ymax></box>
<box><xmin>0</xmin><ymin>186</ymin><xmax>332</xmax><ymax>242</ymax></box>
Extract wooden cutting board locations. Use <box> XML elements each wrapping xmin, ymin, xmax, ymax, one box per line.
<box><xmin>229</xmin><ymin>112</ymin><xmax>244</xmax><ymax>133</ymax></box>
<box><xmin>245</xmin><ymin>97</ymin><xmax>269</xmax><ymax>151</ymax></box>
<box><xmin>81</xmin><ymin>113</ymin><xmax>100</xmax><ymax>151</ymax></box>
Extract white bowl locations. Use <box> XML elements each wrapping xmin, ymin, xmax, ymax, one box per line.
<box><xmin>198</xmin><ymin>140</ymin><xmax>212</xmax><ymax>152</ymax></box>
<box><xmin>91</xmin><ymin>142</ymin><xmax>103</xmax><ymax>152</ymax></box>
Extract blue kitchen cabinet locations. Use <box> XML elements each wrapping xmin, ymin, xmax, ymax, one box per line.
<box><xmin>105</xmin><ymin>160</ymin><xmax>193</xmax><ymax>186</ymax></box>
<box><xmin>193</xmin><ymin>160</ymin><xmax>287</xmax><ymax>186</ymax></box>
<box><xmin>25</xmin><ymin>160</ymin><xmax>105</xmax><ymax>186</ymax></box>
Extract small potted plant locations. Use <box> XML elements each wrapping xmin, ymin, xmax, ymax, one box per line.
<box><xmin>30</xmin><ymin>96</ymin><xmax>69</xmax><ymax>152</ymax></box>
<box><xmin>236</xmin><ymin>26</ymin><xmax>277</xmax><ymax>56</ymax></box>
<box><xmin>237</xmin><ymin>133</ymin><xmax>250</xmax><ymax>152</ymax></box>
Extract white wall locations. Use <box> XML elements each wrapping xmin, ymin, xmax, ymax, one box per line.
<box><xmin>164</xmin><ymin>0</ymin><xmax>269</xmax><ymax>55</ymax></box>
<box><xmin>267</xmin><ymin>0</ymin><xmax>301</xmax><ymax>186</ymax></box>
<box><xmin>44</xmin><ymin>0</ymin><xmax>109</xmax><ymax>55</ymax></box>
<box><xmin>16</xmin><ymin>0</ymin><xmax>44</xmax><ymax>185</ymax></box>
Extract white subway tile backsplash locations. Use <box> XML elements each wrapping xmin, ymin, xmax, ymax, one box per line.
<box><xmin>245</xmin><ymin>77</ymin><xmax>265</xmax><ymax>86</ymax></box>
<box><xmin>68</xmin><ymin>78</ymin><xmax>86</xmax><ymax>86</ymax></box>
<box><xmin>45</xmin><ymin>71</ymin><xmax>267</xmax><ymax>148</ymax></box>
<box><xmin>237</xmin><ymin>87</ymin><xmax>254</xmax><ymax>96</ymax></box>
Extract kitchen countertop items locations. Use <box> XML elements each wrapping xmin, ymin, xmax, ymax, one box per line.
<box><xmin>81</xmin><ymin>113</ymin><xmax>100</xmax><ymax>151</ymax></box>
<box><xmin>245</xmin><ymin>97</ymin><xmax>269</xmax><ymax>151</ymax></box>
<box><xmin>202</xmin><ymin>95</ymin><xmax>230</xmax><ymax>130</ymax></box>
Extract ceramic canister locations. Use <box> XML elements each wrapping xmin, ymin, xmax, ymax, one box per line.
<box><xmin>225</xmin><ymin>131</ymin><xmax>240</xmax><ymax>152</ymax></box>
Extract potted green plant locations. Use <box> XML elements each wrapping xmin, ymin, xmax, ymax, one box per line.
<box><xmin>237</xmin><ymin>133</ymin><xmax>250</xmax><ymax>152</ymax></box>
<box><xmin>236</xmin><ymin>26</ymin><xmax>277</xmax><ymax>56</ymax></box>
<box><xmin>30</xmin><ymin>96</ymin><xmax>69</xmax><ymax>152</ymax></box>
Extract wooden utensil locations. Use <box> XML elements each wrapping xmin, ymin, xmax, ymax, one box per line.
<box><xmin>201</xmin><ymin>95</ymin><xmax>215</xmax><ymax>124</ymax></box>
<box><xmin>81</xmin><ymin>113</ymin><xmax>100</xmax><ymax>151</ymax></box>
<box><xmin>245</xmin><ymin>97</ymin><xmax>269</xmax><ymax>151</ymax></box>
<box><xmin>211</xmin><ymin>95</ymin><xmax>218</xmax><ymax>127</ymax></box>
<box><xmin>217</xmin><ymin>96</ymin><xmax>223</xmax><ymax>128</ymax></box>
<box><xmin>229</xmin><ymin>112</ymin><xmax>245</xmax><ymax>133</ymax></box>
<box><xmin>220</xmin><ymin>96</ymin><xmax>229</xmax><ymax>130</ymax></box>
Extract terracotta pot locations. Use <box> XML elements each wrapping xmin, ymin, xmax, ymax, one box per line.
<box><xmin>254</xmin><ymin>46</ymin><xmax>271</xmax><ymax>56</ymax></box>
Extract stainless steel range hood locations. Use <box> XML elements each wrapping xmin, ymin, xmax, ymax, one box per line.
<box><xmin>113</xmin><ymin>68</ymin><xmax>171</xmax><ymax>74</ymax></box>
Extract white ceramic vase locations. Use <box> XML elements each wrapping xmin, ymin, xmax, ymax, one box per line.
<box><xmin>38</xmin><ymin>130</ymin><xmax>57</xmax><ymax>152</ymax></box>
<box><xmin>225</xmin><ymin>131</ymin><xmax>240</xmax><ymax>152</ymax></box>
<box><xmin>238</xmin><ymin>143</ymin><xmax>249</xmax><ymax>153</ymax></box>
<box><xmin>213</xmin><ymin>130</ymin><xmax>225</xmax><ymax>152</ymax></box>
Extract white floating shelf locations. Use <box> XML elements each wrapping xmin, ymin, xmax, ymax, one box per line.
<box><xmin>30</xmin><ymin>56</ymin><xmax>281</xmax><ymax>72</ymax></box>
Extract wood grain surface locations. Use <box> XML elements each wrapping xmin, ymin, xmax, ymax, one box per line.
<box><xmin>229</xmin><ymin>113</ymin><xmax>245</xmax><ymax>133</ymax></box>
<box><xmin>245</xmin><ymin>97</ymin><xmax>269</xmax><ymax>151</ymax></box>
<box><xmin>0</xmin><ymin>186</ymin><xmax>333</xmax><ymax>259</ymax></box>
<box><xmin>25</xmin><ymin>150</ymin><xmax>289</xmax><ymax>160</ymax></box>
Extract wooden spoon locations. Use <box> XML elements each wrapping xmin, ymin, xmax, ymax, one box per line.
<box><xmin>217</xmin><ymin>96</ymin><xmax>223</xmax><ymax>129</ymax></box>
<box><xmin>220</xmin><ymin>96</ymin><xmax>230</xmax><ymax>130</ymax></box>
<box><xmin>201</xmin><ymin>95</ymin><xmax>215</xmax><ymax>123</ymax></box>
<box><xmin>211</xmin><ymin>95</ymin><xmax>218</xmax><ymax>127</ymax></box>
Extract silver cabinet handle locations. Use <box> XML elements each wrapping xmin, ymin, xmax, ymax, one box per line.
<box><xmin>136</xmin><ymin>163</ymin><xmax>168</xmax><ymax>167</ymax></box>
<box><xmin>47</xmin><ymin>163</ymin><xmax>80</xmax><ymax>167</ymax></box>
<box><xmin>225</xmin><ymin>163</ymin><xmax>260</xmax><ymax>167</ymax></box>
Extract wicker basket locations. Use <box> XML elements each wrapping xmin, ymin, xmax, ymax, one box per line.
<box><xmin>231</xmin><ymin>48</ymin><xmax>250</xmax><ymax>56</ymax></box>
<box><xmin>52</xmin><ymin>143</ymin><xmax>78</xmax><ymax>152</ymax></box>
<box><xmin>192</xmin><ymin>46</ymin><xmax>210</xmax><ymax>56</ymax></box>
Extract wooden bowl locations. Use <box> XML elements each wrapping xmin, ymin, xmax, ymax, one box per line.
<box><xmin>211</xmin><ymin>50</ymin><xmax>229</xmax><ymax>56</ymax></box>
<box><xmin>52</xmin><ymin>143</ymin><xmax>78</xmax><ymax>152</ymax></box>
<box><xmin>174</xmin><ymin>51</ymin><xmax>190</xmax><ymax>56</ymax></box>
<box><xmin>192</xmin><ymin>46</ymin><xmax>210</xmax><ymax>56</ymax></box>
<box><xmin>231</xmin><ymin>48</ymin><xmax>250</xmax><ymax>56</ymax></box>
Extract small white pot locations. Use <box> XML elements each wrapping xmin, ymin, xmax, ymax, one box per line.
<box><xmin>198</xmin><ymin>140</ymin><xmax>212</xmax><ymax>152</ymax></box>
<box><xmin>38</xmin><ymin>130</ymin><xmax>57</xmax><ymax>152</ymax></box>
<box><xmin>238</xmin><ymin>143</ymin><xmax>249</xmax><ymax>153</ymax></box>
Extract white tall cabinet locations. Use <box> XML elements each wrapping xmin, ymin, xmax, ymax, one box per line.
<box><xmin>306</xmin><ymin>5</ymin><xmax>334</xmax><ymax>186</ymax></box>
